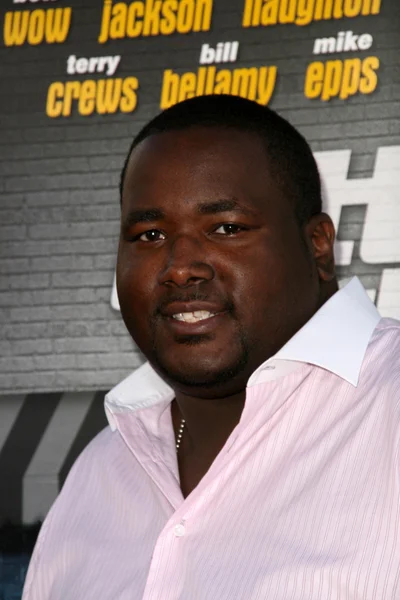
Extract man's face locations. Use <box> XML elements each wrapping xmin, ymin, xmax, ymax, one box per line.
<box><xmin>117</xmin><ymin>126</ymin><xmax>327</xmax><ymax>396</ymax></box>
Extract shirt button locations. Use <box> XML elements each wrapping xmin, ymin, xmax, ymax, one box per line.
<box><xmin>174</xmin><ymin>523</ymin><xmax>185</xmax><ymax>537</ymax></box>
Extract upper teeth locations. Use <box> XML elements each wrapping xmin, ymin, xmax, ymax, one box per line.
<box><xmin>172</xmin><ymin>311</ymin><xmax>215</xmax><ymax>323</ymax></box>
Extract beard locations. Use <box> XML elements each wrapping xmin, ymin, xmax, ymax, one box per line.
<box><xmin>147</xmin><ymin>318</ymin><xmax>251</xmax><ymax>390</ymax></box>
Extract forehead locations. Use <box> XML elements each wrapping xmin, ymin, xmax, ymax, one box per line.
<box><xmin>122</xmin><ymin>126</ymin><xmax>291</xmax><ymax>219</ymax></box>
<box><xmin>126</xmin><ymin>126</ymin><xmax>268</xmax><ymax>178</ymax></box>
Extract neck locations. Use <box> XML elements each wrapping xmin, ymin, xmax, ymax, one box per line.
<box><xmin>173</xmin><ymin>389</ymin><xmax>246</xmax><ymax>447</ymax></box>
<box><xmin>172</xmin><ymin>389</ymin><xmax>246</xmax><ymax>496</ymax></box>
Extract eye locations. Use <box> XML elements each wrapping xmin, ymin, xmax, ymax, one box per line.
<box><xmin>137</xmin><ymin>229</ymin><xmax>166</xmax><ymax>242</ymax></box>
<box><xmin>213</xmin><ymin>224</ymin><xmax>244</xmax><ymax>236</ymax></box>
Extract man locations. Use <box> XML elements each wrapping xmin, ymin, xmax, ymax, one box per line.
<box><xmin>23</xmin><ymin>95</ymin><xmax>400</xmax><ymax>599</ymax></box>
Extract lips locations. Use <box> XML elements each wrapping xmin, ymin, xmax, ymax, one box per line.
<box><xmin>161</xmin><ymin>301</ymin><xmax>225</xmax><ymax>318</ymax></box>
<box><xmin>172</xmin><ymin>310</ymin><xmax>216</xmax><ymax>323</ymax></box>
<box><xmin>159</xmin><ymin>301</ymin><xmax>228</xmax><ymax>334</ymax></box>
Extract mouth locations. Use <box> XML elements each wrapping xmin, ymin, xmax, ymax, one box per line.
<box><xmin>171</xmin><ymin>310</ymin><xmax>217</xmax><ymax>323</ymax></box>
<box><xmin>159</xmin><ymin>301</ymin><xmax>229</xmax><ymax>336</ymax></box>
<box><xmin>164</xmin><ymin>311</ymin><xmax>224</xmax><ymax>337</ymax></box>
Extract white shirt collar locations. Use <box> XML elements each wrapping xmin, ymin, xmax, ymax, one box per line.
<box><xmin>257</xmin><ymin>276</ymin><xmax>381</xmax><ymax>387</ymax></box>
<box><xmin>105</xmin><ymin>277</ymin><xmax>380</xmax><ymax>431</ymax></box>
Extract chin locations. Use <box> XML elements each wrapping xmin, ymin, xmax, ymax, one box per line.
<box><xmin>152</xmin><ymin>351</ymin><xmax>249</xmax><ymax>391</ymax></box>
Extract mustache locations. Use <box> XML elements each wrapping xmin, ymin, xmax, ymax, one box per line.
<box><xmin>155</xmin><ymin>292</ymin><xmax>234</xmax><ymax>317</ymax></box>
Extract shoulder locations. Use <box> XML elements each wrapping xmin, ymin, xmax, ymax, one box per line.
<box><xmin>71</xmin><ymin>424</ymin><xmax>117</xmax><ymax>463</ymax></box>
<box><xmin>375</xmin><ymin>316</ymin><xmax>400</xmax><ymax>333</ymax></box>
<box><xmin>41</xmin><ymin>425</ymin><xmax>122</xmax><ymax>524</ymax></box>
<box><xmin>362</xmin><ymin>317</ymin><xmax>400</xmax><ymax>405</ymax></box>
<box><xmin>36</xmin><ymin>425</ymin><xmax>124</xmax><ymax>543</ymax></box>
<box><xmin>22</xmin><ymin>426</ymin><xmax>125</xmax><ymax>599</ymax></box>
<box><xmin>370</xmin><ymin>317</ymin><xmax>400</xmax><ymax>356</ymax></box>
<box><xmin>60</xmin><ymin>425</ymin><xmax>129</xmax><ymax>495</ymax></box>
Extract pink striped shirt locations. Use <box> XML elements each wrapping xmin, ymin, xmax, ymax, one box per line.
<box><xmin>23</xmin><ymin>278</ymin><xmax>400</xmax><ymax>599</ymax></box>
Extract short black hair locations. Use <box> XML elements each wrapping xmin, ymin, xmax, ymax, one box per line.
<box><xmin>119</xmin><ymin>94</ymin><xmax>322</xmax><ymax>224</ymax></box>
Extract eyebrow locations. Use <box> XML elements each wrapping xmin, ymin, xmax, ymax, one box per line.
<box><xmin>197</xmin><ymin>199</ymin><xmax>255</xmax><ymax>216</ymax></box>
<box><xmin>123</xmin><ymin>199</ymin><xmax>255</xmax><ymax>227</ymax></box>
<box><xmin>123</xmin><ymin>208</ymin><xmax>165</xmax><ymax>227</ymax></box>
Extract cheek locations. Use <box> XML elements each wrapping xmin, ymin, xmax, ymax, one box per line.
<box><xmin>230</xmin><ymin>242</ymin><xmax>311</xmax><ymax>316</ymax></box>
<box><xmin>116</xmin><ymin>251</ymin><xmax>158</xmax><ymax>317</ymax></box>
<box><xmin>117</xmin><ymin>272</ymin><xmax>153</xmax><ymax>350</ymax></box>
<box><xmin>231</xmin><ymin>243</ymin><xmax>287</xmax><ymax>290</ymax></box>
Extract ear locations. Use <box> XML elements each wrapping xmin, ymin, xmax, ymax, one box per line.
<box><xmin>305</xmin><ymin>213</ymin><xmax>336</xmax><ymax>283</ymax></box>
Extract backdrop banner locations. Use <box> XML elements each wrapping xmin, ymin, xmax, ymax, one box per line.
<box><xmin>1</xmin><ymin>0</ymin><xmax>399</xmax><ymax>523</ymax></box>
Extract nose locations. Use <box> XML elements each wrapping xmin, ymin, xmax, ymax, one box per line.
<box><xmin>158</xmin><ymin>234</ymin><xmax>214</xmax><ymax>288</ymax></box>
